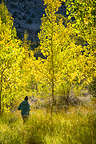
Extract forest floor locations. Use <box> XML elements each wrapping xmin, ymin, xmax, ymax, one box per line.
<box><xmin>1</xmin><ymin>102</ymin><xmax>96</xmax><ymax>144</ymax></box>
<box><xmin>1</xmin><ymin>94</ymin><xmax>96</xmax><ymax>144</ymax></box>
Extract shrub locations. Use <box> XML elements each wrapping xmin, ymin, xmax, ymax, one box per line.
<box><xmin>88</xmin><ymin>77</ymin><xmax>96</xmax><ymax>97</ymax></box>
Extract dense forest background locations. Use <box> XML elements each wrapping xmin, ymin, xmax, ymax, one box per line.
<box><xmin>0</xmin><ymin>0</ymin><xmax>96</xmax><ymax>143</ymax></box>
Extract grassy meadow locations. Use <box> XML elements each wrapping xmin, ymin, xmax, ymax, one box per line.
<box><xmin>0</xmin><ymin>103</ymin><xmax>96</xmax><ymax>144</ymax></box>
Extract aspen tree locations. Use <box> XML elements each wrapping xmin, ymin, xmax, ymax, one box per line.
<box><xmin>38</xmin><ymin>0</ymin><xmax>96</xmax><ymax>112</ymax></box>
<box><xmin>0</xmin><ymin>2</ymin><xmax>25</xmax><ymax>112</ymax></box>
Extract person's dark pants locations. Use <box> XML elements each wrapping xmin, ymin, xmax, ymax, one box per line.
<box><xmin>22</xmin><ymin>115</ymin><xmax>29</xmax><ymax>123</ymax></box>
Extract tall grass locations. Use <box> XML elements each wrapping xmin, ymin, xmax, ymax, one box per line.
<box><xmin>0</xmin><ymin>112</ymin><xmax>24</xmax><ymax>144</ymax></box>
<box><xmin>0</xmin><ymin>106</ymin><xmax>96</xmax><ymax>144</ymax></box>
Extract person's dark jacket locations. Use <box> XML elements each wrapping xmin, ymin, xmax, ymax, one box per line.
<box><xmin>18</xmin><ymin>100</ymin><xmax>30</xmax><ymax>116</ymax></box>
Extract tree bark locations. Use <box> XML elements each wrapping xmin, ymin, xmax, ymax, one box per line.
<box><xmin>50</xmin><ymin>24</ymin><xmax>55</xmax><ymax>116</ymax></box>
<box><xmin>0</xmin><ymin>90</ymin><xmax>1</xmax><ymax>114</ymax></box>
<box><xmin>0</xmin><ymin>72</ymin><xmax>3</xmax><ymax>114</ymax></box>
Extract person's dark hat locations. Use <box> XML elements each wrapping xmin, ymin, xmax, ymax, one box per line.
<box><xmin>24</xmin><ymin>96</ymin><xmax>28</xmax><ymax>101</ymax></box>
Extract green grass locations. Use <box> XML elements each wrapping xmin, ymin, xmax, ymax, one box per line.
<box><xmin>0</xmin><ymin>112</ymin><xmax>24</xmax><ymax>144</ymax></box>
<box><xmin>0</xmin><ymin>106</ymin><xmax>96</xmax><ymax>144</ymax></box>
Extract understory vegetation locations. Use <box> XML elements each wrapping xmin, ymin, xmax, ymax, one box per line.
<box><xmin>0</xmin><ymin>104</ymin><xmax>96</xmax><ymax>144</ymax></box>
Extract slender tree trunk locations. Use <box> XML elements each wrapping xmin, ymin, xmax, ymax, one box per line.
<box><xmin>51</xmin><ymin>77</ymin><xmax>55</xmax><ymax>115</ymax></box>
<box><xmin>50</xmin><ymin>23</ymin><xmax>55</xmax><ymax>116</ymax></box>
<box><xmin>0</xmin><ymin>91</ymin><xmax>1</xmax><ymax>114</ymax></box>
<box><xmin>0</xmin><ymin>72</ymin><xmax>3</xmax><ymax>114</ymax></box>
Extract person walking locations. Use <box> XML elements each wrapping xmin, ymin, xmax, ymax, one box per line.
<box><xmin>18</xmin><ymin>96</ymin><xmax>30</xmax><ymax>123</ymax></box>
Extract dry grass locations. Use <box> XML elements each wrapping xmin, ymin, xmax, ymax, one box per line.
<box><xmin>0</xmin><ymin>103</ymin><xmax>96</xmax><ymax>144</ymax></box>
